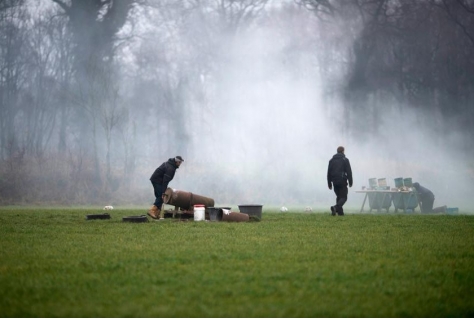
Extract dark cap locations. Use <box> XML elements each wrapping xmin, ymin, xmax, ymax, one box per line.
<box><xmin>175</xmin><ymin>156</ymin><xmax>184</xmax><ymax>162</ymax></box>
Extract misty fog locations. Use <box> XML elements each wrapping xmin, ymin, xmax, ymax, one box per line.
<box><xmin>1</xmin><ymin>0</ymin><xmax>473</xmax><ymax>211</ymax></box>
<box><xmin>171</xmin><ymin>23</ymin><xmax>471</xmax><ymax>210</ymax></box>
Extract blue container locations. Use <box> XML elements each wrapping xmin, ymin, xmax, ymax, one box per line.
<box><xmin>392</xmin><ymin>192</ymin><xmax>418</xmax><ymax>211</ymax></box>
<box><xmin>368</xmin><ymin>192</ymin><xmax>392</xmax><ymax>211</ymax></box>
<box><xmin>446</xmin><ymin>207</ymin><xmax>459</xmax><ymax>215</ymax></box>
<box><xmin>394</xmin><ymin>177</ymin><xmax>404</xmax><ymax>188</ymax></box>
<box><xmin>403</xmin><ymin>193</ymin><xmax>418</xmax><ymax>208</ymax></box>
<box><xmin>378</xmin><ymin>178</ymin><xmax>387</xmax><ymax>187</ymax></box>
<box><xmin>403</xmin><ymin>178</ymin><xmax>413</xmax><ymax>187</ymax></box>
<box><xmin>369</xmin><ymin>178</ymin><xmax>377</xmax><ymax>189</ymax></box>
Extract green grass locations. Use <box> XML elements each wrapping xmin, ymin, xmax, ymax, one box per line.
<box><xmin>0</xmin><ymin>207</ymin><xmax>473</xmax><ymax>317</ymax></box>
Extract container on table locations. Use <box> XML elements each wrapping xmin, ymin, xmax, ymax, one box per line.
<box><xmin>403</xmin><ymin>178</ymin><xmax>413</xmax><ymax>187</ymax></box>
<box><xmin>394</xmin><ymin>177</ymin><xmax>404</xmax><ymax>188</ymax></box>
<box><xmin>369</xmin><ymin>178</ymin><xmax>377</xmax><ymax>189</ymax></box>
<box><xmin>378</xmin><ymin>178</ymin><xmax>387</xmax><ymax>187</ymax></box>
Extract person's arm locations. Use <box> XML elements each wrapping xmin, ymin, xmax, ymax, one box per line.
<box><xmin>162</xmin><ymin>164</ymin><xmax>176</xmax><ymax>189</ymax></box>
<box><xmin>327</xmin><ymin>161</ymin><xmax>332</xmax><ymax>190</ymax></box>
<box><xmin>345</xmin><ymin>158</ymin><xmax>353</xmax><ymax>187</ymax></box>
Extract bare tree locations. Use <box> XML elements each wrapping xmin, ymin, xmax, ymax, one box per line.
<box><xmin>49</xmin><ymin>0</ymin><xmax>138</xmax><ymax>189</ymax></box>
<box><xmin>436</xmin><ymin>0</ymin><xmax>474</xmax><ymax>47</ymax></box>
<box><xmin>21</xmin><ymin>10</ymin><xmax>63</xmax><ymax>159</ymax></box>
<box><xmin>124</xmin><ymin>0</ymin><xmax>271</xmax><ymax>160</ymax></box>
<box><xmin>51</xmin><ymin>0</ymin><xmax>137</xmax><ymax>64</ymax></box>
<box><xmin>296</xmin><ymin>0</ymin><xmax>474</xmax><ymax>139</ymax></box>
<box><xmin>0</xmin><ymin>1</ymin><xmax>28</xmax><ymax>159</ymax></box>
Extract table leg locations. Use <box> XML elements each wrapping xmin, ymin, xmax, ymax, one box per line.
<box><xmin>394</xmin><ymin>194</ymin><xmax>402</xmax><ymax>213</ymax></box>
<box><xmin>360</xmin><ymin>193</ymin><xmax>368</xmax><ymax>213</ymax></box>
<box><xmin>405</xmin><ymin>193</ymin><xmax>411</xmax><ymax>213</ymax></box>
<box><xmin>415</xmin><ymin>193</ymin><xmax>420</xmax><ymax>212</ymax></box>
<box><xmin>408</xmin><ymin>192</ymin><xmax>417</xmax><ymax>213</ymax></box>
<box><xmin>383</xmin><ymin>193</ymin><xmax>390</xmax><ymax>213</ymax></box>
<box><xmin>377</xmin><ymin>192</ymin><xmax>383</xmax><ymax>213</ymax></box>
<box><xmin>403</xmin><ymin>193</ymin><xmax>407</xmax><ymax>213</ymax></box>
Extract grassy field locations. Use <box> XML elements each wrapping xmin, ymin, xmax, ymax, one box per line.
<box><xmin>0</xmin><ymin>207</ymin><xmax>473</xmax><ymax>317</ymax></box>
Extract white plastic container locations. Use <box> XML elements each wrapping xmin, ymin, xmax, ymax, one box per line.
<box><xmin>194</xmin><ymin>205</ymin><xmax>205</xmax><ymax>221</ymax></box>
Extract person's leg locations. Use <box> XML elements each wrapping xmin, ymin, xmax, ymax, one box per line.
<box><xmin>334</xmin><ymin>184</ymin><xmax>348</xmax><ymax>215</ymax></box>
<box><xmin>148</xmin><ymin>182</ymin><xmax>164</xmax><ymax>218</ymax></box>
<box><xmin>152</xmin><ymin>182</ymin><xmax>164</xmax><ymax>208</ymax></box>
<box><xmin>421</xmin><ymin>195</ymin><xmax>434</xmax><ymax>213</ymax></box>
<box><xmin>331</xmin><ymin>187</ymin><xmax>338</xmax><ymax>215</ymax></box>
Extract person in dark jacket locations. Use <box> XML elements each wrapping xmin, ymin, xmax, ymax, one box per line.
<box><xmin>148</xmin><ymin>156</ymin><xmax>184</xmax><ymax>219</ymax></box>
<box><xmin>327</xmin><ymin>146</ymin><xmax>353</xmax><ymax>216</ymax></box>
<box><xmin>412</xmin><ymin>182</ymin><xmax>446</xmax><ymax>213</ymax></box>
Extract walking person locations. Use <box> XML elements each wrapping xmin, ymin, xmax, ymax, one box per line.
<box><xmin>148</xmin><ymin>156</ymin><xmax>184</xmax><ymax>219</ymax></box>
<box><xmin>412</xmin><ymin>182</ymin><xmax>447</xmax><ymax>213</ymax></box>
<box><xmin>327</xmin><ymin>146</ymin><xmax>353</xmax><ymax>216</ymax></box>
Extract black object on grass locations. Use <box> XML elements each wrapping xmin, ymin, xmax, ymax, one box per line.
<box><xmin>238</xmin><ymin>205</ymin><xmax>263</xmax><ymax>219</ymax></box>
<box><xmin>122</xmin><ymin>215</ymin><xmax>148</xmax><ymax>223</ymax></box>
<box><xmin>86</xmin><ymin>213</ymin><xmax>111</xmax><ymax>220</ymax></box>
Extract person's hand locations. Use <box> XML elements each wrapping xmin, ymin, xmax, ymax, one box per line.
<box><xmin>349</xmin><ymin>184</ymin><xmax>353</xmax><ymax>188</ymax></box>
<box><xmin>328</xmin><ymin>185</ymin><xmax>332</xmax><ymax>190</ymax></box>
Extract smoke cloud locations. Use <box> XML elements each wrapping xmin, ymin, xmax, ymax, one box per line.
<box><xmin>14</xmin><ymin>1</ymin><xmax>471</xmax><ymax>212</ymax></box>
<box><xmin>132</xmin><ymin>8</ymin><xmax>472</xmax><ymax>212</ymax></box>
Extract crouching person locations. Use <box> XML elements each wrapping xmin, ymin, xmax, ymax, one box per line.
<box><xmin>413</xmin><ymin>182</ymin><xmax>446</xmax><ymax>213</ymax></box>
<box><xmin>148</xmin><ymin>156</ymin><xmax>184</xmax><ymax>219</ymax></box>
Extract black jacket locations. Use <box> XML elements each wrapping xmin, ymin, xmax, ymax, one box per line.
<box><xmin>413</xmin><ymin>183</ymin><xmax>434</xmax><ymax>201</ymax></box>
<box><xmin>150</xmin><ymin>158</ymin><xmax>179</xmax><ymax>188</ymax></box>
<box><xmin>327</xmin><ymin>153</ymin><xmax>353</xmax><ymax>187</ymax></box>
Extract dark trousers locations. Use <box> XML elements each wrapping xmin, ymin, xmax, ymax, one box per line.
<box><xmin>333</xmin><ymin>184</ymin><xmax>348</xmax><ymax>215</ymax></box>
<box><xmin>420</xmin><ymin>194</ymin><xmax>445</xmax><ymax>213</ymax></box>
<box><xmin>420</xmin><ymin>196</ymin><xmax>434</xmax><ymax>213</ymax></box>
<box><xmin>151</xmin><ymin>181</ymin><xmax>165</xmax><ymax>208</ymax></box>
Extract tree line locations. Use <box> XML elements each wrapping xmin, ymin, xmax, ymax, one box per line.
<box><xmin>0</xmin><ymin>0</ymin><xmax>473</xmax><ymax>205</ymax></box>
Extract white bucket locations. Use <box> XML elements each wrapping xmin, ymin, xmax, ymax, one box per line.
<box><xmin>194</xmin><ymin>205</ymin><xmax>205</xmax><ymax>221</ymax></box>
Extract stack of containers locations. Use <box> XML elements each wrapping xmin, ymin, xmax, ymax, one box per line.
<box><xmin>392</xmin><ymin>177</ymin><xmax>418</xmax><ymax>212</ymax></box>
<box><xmin>394</xmin><ymin>177</ymin><xmax>404</xmax><ymax>189</ymax></box>
<box><xmin>367</xmin><ymin>178</ymin><xmax>391</xmax><ymax>212</ymax></box>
